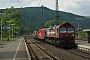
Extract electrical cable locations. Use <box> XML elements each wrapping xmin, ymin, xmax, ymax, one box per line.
<box><xmin>10</xmin><ymin>0</ymin><xmax>13</xmax><ymax>3</ymax></box>
<box><xmin>38</xmin><ymin>0</ymin><xmax>42</xmax><ymax>7</ymax></box>
<box><xmin>65</xmin><ymin>0</ymin><xmax>84</xmax><ymax>11</ymax></box>
<box><xmin>77</xmin><ymin>1</ymin><xmax>90</xmax><ymax>16</ymax></box>
<box><xmin>10</xmin><ymin>0</ymin><xmax>15</xmax><ymax>7</ymax></box>
<box><xmin>58</xmin><ymin>0</ymin><xmax>85</xmax><ymax>26</ymax></box>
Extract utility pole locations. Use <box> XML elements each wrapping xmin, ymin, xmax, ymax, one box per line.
<box><xmin>56</xmin><ymin>0</ymin><xmax>59</xmax><ymax>20</ymax></box>
<box><xmin>0</xmin><ymin>13</ymin><xmax>6</xmax><ymax>48</ymax></box>
<box><xmin>41</xmin><ymin>5</ymin><xmax>44</xmax><ymax>26</ymax></box>
<box><xmin>42</xmin><ymin>5</ymin><xmax>44</xmax><ymax>18</ymax></box>
<box><xmin>75</xmin><ymin>17</ymin><xmax>82</xmax><ymax>42</ymax></box>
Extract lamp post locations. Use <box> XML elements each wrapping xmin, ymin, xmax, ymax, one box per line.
<box><xmin>0</xmin><ymin>13</ymin><xmax>6</xmax><ymax>48</ymax></box>
<box><xmin>11</xmin><ymin>24</ymin><xmax>15</xmax><ymax>40</ymax></box>
<box><xmin>6</xmin><ymin>20</ymin><xmax>12</xmax><ymax>43</ymax></box>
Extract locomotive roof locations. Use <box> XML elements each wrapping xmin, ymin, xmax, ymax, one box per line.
<box><xmin>56</xmin><ymin>23</ymin><xmax>75</xmax><ymax>28</ymax></box>
<box><xmin>40</xmin><ymin>23</ymin><xmax>75</xmax><ymax>30</ymax></box>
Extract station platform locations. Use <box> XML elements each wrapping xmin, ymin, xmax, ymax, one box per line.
<box><xmin>75</xmin><ymin>40</ymin><xmax>90</xmax><ymax>51</ymax></box>
<box><xmin>0</xmin><ymin>37</ymin><xmax>30</xmax><ymax>60</ymax></box>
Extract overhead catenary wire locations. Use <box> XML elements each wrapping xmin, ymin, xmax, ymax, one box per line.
<box><xmin>38</xmin><ymin>0</ymin><xmax>42</xmax><ymax>7</ymax></box>
<box><xmin>64</xmin><ymin>0</ymin><xmax>90</xmax><ymax>23</ymax></box>
<box><xmin>59</xmin><ymin>0</ymin><xmax>84</xmax><ymax>18</ymax></box>
<box><xmin>17</xmin><ymin>0</ymin><xmax>20</xmax><ymax>7</ymax></box>
<box><xmin>10</xmin><ymin>0</ymin><xmax>22</xmax><ymax>8</ymax></box>
<box><xmin>65</xmin><ymin>0</ymin><xmax>84</xmax><ymax>12</ymax></box>
<box><xmin>73</xmin><ymin>0</ymin><xmax>90</xmax><ymax>16</ymax></box>
<box><xmin>64</xmin><ymin>0</ymin><xmax>90</xmax><ymax>29</ymax></box>
<box><xmin>10</xmin><ymin>0</ymin><xmax>15</xmax><ymax>7</ymax></box>
<box><xmin>77</xmin><ymin>1</ymin><xmax>90</xmax><ymax>16</ymax></box>
<box><xmin>58</xmin><ymin>0</ymin><xmax>86</xmax><ymax>26</ymax></box>
<box><xmin>10</xmin><ymin>0</ymin><xmax>13</xmax><ymax>3</ymax></box>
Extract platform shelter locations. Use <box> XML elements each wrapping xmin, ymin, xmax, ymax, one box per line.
<box><xmin>83</xmin><ymin>29</ymin><xmax>90</xmax><ymax>43</ymax></box>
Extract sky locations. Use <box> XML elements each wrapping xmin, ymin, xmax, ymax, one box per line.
<box><xmin>0</xmin><ymin>0</ymin><xmax>90</xmax><ymax>16</ymax></box>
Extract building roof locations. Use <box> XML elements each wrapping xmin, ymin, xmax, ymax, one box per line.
<box><xmin>83</xmin><ymin>29</ymin><xmax>90</xmax><ymax>32</ymax></box>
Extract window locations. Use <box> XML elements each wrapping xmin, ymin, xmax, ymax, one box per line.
<box><xmin>57</xmin><ymin>28</ymin><xmax>58</xmax><ymax>33</ymax></box>
<box><xmin>60</xmin><ymin>28</ymin><xmax>66</xmax><ymax>33</ymax></box>
<box><xmin>68</xmin><ymin>28</ymin><xmax>74</xmax><ymax>33</ymax></box>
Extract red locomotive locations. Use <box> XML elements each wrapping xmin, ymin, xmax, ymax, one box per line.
<box><xmin>33</xmin><ymin>23</ymin><xmax>76</xmax><ymax>48</ymax></box>
<box><xmin>37</xmin><ymin>28</ymin><xmax>46</xmax><ymax>39</ymax></box>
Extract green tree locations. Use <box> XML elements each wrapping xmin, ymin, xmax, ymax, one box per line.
<box><xmin>4</xmin><ymin>7</ymin><xmax>21</xmax><ymax>27</ymax></box>
<box><xmin>1</xmin><ymin>7</ymin><xmax>22</xmax><ymax>37</ymax></box>
<box><xmin>44</xmin><ymin>20</ymin><xmax>66</xmax><ymax>27</ymax></box>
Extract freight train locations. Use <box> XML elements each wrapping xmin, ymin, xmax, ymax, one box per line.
<box><xmin>33</xmin><ymin>23</ymin><xmax>77</xmax><ymax>48</ymax></box>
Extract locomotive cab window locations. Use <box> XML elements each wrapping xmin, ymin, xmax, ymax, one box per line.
<box><xmin>68</xmin><ymin>28</ymin><xmax>74</xmax><ymax>33</ymax></box>
<box><xmin>60</xmin><ymin>28</ymin><xmax>66</xmax><ymax>33</ymax></box>
<box><xmin>57</xmin><ymin>28</ymin><xmax>58</xmax><ymax>33</ymax></box>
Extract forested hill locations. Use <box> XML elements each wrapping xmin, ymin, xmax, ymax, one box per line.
<box><xmin>17</xmin><ymin>7</ymin><xmax>90</xmax><ymax>31</ymax></box>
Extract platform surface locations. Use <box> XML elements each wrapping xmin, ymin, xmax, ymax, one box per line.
<box><xmin>75</xmin><ymin>40</ymin><xmax>90</xmax><ymax>49</ymax></box>
<box><xmin>0</xmin><ymin>37</ymin><xmax>29</xmax><ymax>60</ymax></box>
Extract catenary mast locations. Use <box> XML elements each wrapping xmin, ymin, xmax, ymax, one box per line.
<box><xmin>56</xmin><ymin>0</ymin><xmax>59</xmax><ymax>20</ymax></box>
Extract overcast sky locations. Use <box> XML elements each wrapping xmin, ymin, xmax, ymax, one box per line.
<box><xmin>0</xmin><ymin>0</ymin><xmax>90</xmax><ymax>16</ymax></box>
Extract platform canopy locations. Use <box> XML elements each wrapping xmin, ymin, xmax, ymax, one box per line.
<box><xmin>83</xmin><ymin>29</ymin><xmax>90</xmax><ymax>43</ymax></box>
<box><xmin>83</xmin><ymin>29</ymin><xmax>90</xmax><ymax>32</ymax></box>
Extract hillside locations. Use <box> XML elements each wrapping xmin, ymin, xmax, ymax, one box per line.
<box><xmin>18</xmin><ymin>7</ymin><xmax>90</xmax><ymax>31</ymax></box>
<box><xmin>1</xmin><ymin>7</ymin><xmax>90</xmax><ymax>31</ymax></box>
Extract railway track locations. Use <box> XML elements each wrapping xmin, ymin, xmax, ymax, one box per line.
<box><xmin>66</xmin><ymin>49</ymin><xmax>90</xmax><ymax>59</ymax></box>
<box><xmin>25</xmin><ymin>38</ymin><xmax>58</xmax><ymax>60</ymax></box>
<box><xmin>24</xmin><ymin>36</ymin><xmax>90</xmax><ymax>60</ymax></box>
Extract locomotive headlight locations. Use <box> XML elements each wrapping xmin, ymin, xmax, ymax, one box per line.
<box><xmin>71</xmin><ymin>34</ymin><xmax>74</xmax><ymax>36</ymax></box>
<box><xmin>60</xmin><ymin>35</ymin><xmax>62</xmax><ymax>38</ymax></box>
<box><xmin>60</xmin><ymin>35</ymin><xmax>62</xmax><ymax>36</ymax></box>
<box><xmin>66</xmin><ymin>26</ymin><xmax>68</xmax><ymax>27</ymax></box>
<box><xmin>71</xmin><ymin>34</ymin><xmax>75</xmax><ymax>38</ymax></box>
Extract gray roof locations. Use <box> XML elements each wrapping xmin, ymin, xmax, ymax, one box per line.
<box><xmin>83</xmin><ymin>29</ymin><xmax>90</xmax><ymax>32</ymax></box>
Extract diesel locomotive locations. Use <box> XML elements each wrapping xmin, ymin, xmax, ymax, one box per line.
<box><xmin>33</xmin><ymin>23</ymin><xmax>77</xmax><ymax>48</ymax></box>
